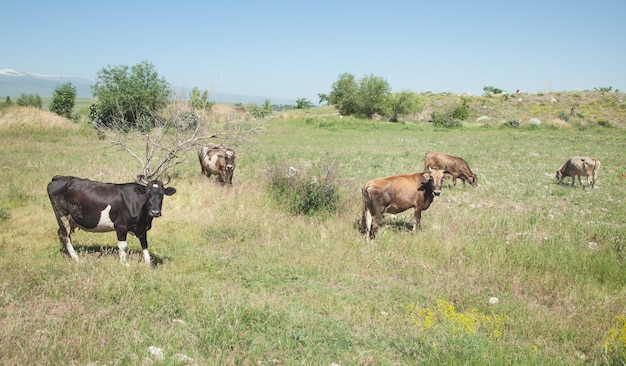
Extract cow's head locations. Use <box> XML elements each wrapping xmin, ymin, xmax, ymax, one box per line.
<box><xmin>468</xmin><ymin>174</ymin><xmax>478</xmax><ymax>186</ymax></box>
<box><xmin>555</xmin><ymin>169</ymin><xmax>564</xmax><ymax>180</ymax></box>
<box><xmin>139</xmin><ymin>177</ymin><xmax>177</xmax><ymax>217</ymax></box>
<box><xmin>425</xmin><ymin>165</ymin><xmax>446</xmax><ymax>196</ymax></box>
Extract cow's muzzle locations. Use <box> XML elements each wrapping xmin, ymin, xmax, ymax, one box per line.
<box><xmin>149</xmin><ymin>210</ymin><xmax>162</xmax><ymax>217</ymax></box>
<box><xmin>433</xmin><ymin>190</ymin><xmax>441</xmax><ymax>196</ymax></box>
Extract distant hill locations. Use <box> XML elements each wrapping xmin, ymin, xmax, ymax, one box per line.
<box><xmin>0</xmin><ymin>68</ymin><xmax>295</xmax><ymax>105</ymax></box>
<box><xmin>0</xmin><ymin>68</ymin><xmax>93</xmax><ymax>98</ymax></box>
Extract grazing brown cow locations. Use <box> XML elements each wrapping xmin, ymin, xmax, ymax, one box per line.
<box><xmin>360</xmin><ymin>166</ymin><xmax>446</xmax><ymax>242</ymax></box>
<box><xmin>198</xmin><ymin>145</ymin><xmax>236</xmax><ymax>185</ymax></box>
<box><xmin>556</xmin><ymin>156</ymin><xmax>601</xmax><ymax>189</ymax></box>
<box><xmin>424</xmin><ymin>152</ymin><xmax>477</xmax><ymax>187</ymax></box>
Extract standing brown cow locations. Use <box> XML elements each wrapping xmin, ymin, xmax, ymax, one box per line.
<box><xmin>556</xmin><ymin>156</ymin><xmax>601</xmax><ymax>189</ymax></box>
<box><xmin>198</xmin><ymin>145</ymin><xmax>237</xmax><ymax>185</ymax></box>
<box><xmin>424</xmin><ymin>152</ymin><xmax>477</xmax><ymax>187</ymax></box>
<box><xmin>360</xmin><ymin>166</ymin><xmax>446</xmax><ymax>242</ymax></box>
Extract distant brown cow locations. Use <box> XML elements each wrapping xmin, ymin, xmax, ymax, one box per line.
<box><xmin>198</xmin><ymin>145</ymin><xmax>237</xmax><ymax>185</ymax></box>
<box><xmin>360</xmin><ymin>166</ymin><xmax>446</xmax><ymax>242</ymax></box>
<box><xmin>424</xmin><ymin>152</ymin><xmax>477</xmax><ymax>187</ymax></box>
<box><xmin>556</xmin><ymin>157</ymin><xmax>601</xmax><ymax>189</ymax></box>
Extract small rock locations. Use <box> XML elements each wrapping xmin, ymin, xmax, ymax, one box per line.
<box><xmin>148</xmin><ymin>346</ymin><xmax>164</xmax><ymax>362</ymax></box>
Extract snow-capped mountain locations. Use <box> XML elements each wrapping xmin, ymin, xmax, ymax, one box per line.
<box><xmin>0</xmin><ymin>68</ymin><xmax>94</xmax><ymax>98</ymax></box>
<box><xmin>0</xmin><ymin>68</ymin><xmax>297</xmax><ymax>105</ymax></box>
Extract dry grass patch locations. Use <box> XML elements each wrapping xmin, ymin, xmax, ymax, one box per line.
<box><xmin>0</xmin><ymin>106</ymin><xmax>78</xmax><ymax>129</ymax></box>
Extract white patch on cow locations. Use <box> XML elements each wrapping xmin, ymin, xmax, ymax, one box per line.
<box><xmin>118</xmin><ymin>240</ymin><xmax>128</xmax><ymax>264</ymax></box>
<box><xmin>207</xmin><ymin>154</ymin><xmax>220</xmax><ymax>172</ymax></box>
<box><xmin>93</xmin><ymin>205</ymin><xmax>115</xmax><ymax>232</ymax></box>
<box><xmin>143</xmin><ymin>248</ymin><xmax>151</xmax><ymax>265</ymax></box>
<box><xmin>153</xmin><ymin>183</ymin><xmax>159</xmax><ymax>188</ymax></box>
<box><xmin>60</xmin><ymin>215</ymin><xmax>79</xmax><ymax>261</ymax></box>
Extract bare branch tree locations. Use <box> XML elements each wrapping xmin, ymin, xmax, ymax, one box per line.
<box><xmin>95</xmin><ymin>89</ymin><xmax>266</xmax><ymax>181</ymax></box>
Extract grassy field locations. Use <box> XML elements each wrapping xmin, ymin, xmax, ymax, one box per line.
<box><xmin>1</xmin><ymin>101</ymin><xmax>626</xmax><ymax>365</ymax></box>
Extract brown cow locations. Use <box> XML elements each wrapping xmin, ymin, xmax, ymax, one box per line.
<box><xmin>424</xmin><ymin>152</ymin><xmax>477</xmax><ymax>187</ymax></box>
<box><xmin>198</xmin><ymin>145</ymin><xmax>237</xmax><ymax>185</ymax></box>
<box><xmin>556</xmin><ymin>156</ymin><xmax>601</xmax><ymax>189</ymax></box>
<box><xmin>360</xmin><ymin>166</ymin><xmax>446</xmax><ymax>242</ymax></box>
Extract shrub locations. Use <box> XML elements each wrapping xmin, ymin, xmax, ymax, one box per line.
<box><xmin>386</xmin><ymin>90</ymin><xmax>422</xmax><ymax>122</ymax></box>
<box><xmin>557</xmin><ymin>111</ymin><xmax>570</xmax><ymax>122</ymax></box>
<box><xmin>266</xmin><ymin>161</ymin><xmax>341</xmax><ymax>216</ymax></box>
<box><xmin>0</xmin><ymin>207</ymin><xmax>10</xmax><ymax>220</ymax></box>
<box><xmin>483</xmin><ymin>86</ymin><xmax>505</xmax><ymax>96</ymax></box>
<box><xmin>327</xmin><ymin>72</ymin><xmax>390</xmax><ymax>119</ymax></box>
<box><xmin>49</xmin><ymin>82</ymin><xmax>77</xmax><ymax>119</ymax></box>
<box><xmin>432</xmin><ymin>110</ymin><xmax>462</xmax><ymax>128</ymax></box>
<box><xmin>189</xmin><ymin>87</ymin><xmax>214</xmax><ymax>111</ymax></box>
<box><xmin>16</xmin><ymin>93</ymin><xmax>42</xmax><ymax>108</ymax></box>
<box><xmin>597</xmin><ymin>120</ymin><xmax>612</xmax><ymax>128</ymax></box>
<box><xmin>451</xmin><ymin>98</ymin><xmax>470</xmax><ymax>120</ymax></box>
<box><xmin>91</xmin><ymin>60</ymin><xmax>170</xmax><ymax>130</ymax></box>
<box><xmin>172</xmin><ymin>110</ymin><xmax>198</xmax><ymax>130</ymax></box>
<box><xmin>503</xmin><ymin>120</ymin><xmax>520</xmax><ymax>128</ymax></box>
<box><xmin>246</xmin><ymin>99</ymin><xmax>273</xmax><ymax>119</ymax></box>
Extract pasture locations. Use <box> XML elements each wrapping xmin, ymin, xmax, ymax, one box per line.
<box><xmin>1</xmin><ymin>105</ymin><xmax>625</xmax><ymax>365</ymax></box>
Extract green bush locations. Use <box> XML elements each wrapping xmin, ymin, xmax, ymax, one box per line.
<box><xmin>91</xmin><ymin>60</ymin><xmax>170</xmax><ymax>130</ymax></box>
<box><xmin>451</xmin><ymin>98</ymin><xmax>470</xmax><ymax>120</ymax></box>
<box><xmin>266</xmin><ymin>161</ymin><xmax>341</xmax><ymax>216</ymax></box>
<box><xmin>431</xmin><ymin>111</ymin><xmax>462</xmax><ymax>128</ymax></box>
<box><xmin>49</xmin><ymin>82</ymin><xmax>77</xmax><ymax>119</ymax></box>
<box><xmin>0</xmin><ymin>207</ymin><xmax>10</xmax><ymax>220</ymax></box>
<box><xmin>326</xmin><ymin>72</ymin><xmax>390</xmax><ymax>119</ymax></box>
<box><xmin>557</xmin><ymin>111</ymin><xmax>570</xmax><ymax>121</ymax></box>
<box><xmin>597</xmin><ymin>120</ymin><xmax>612</xmax><ymax>128</ymax></box>
<box><xmin>16</xmin><ymin>93</ymin><xmax>42</xmax><ymax>108</ymax></box>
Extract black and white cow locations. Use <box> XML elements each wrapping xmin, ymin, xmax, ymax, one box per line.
<box><xmin>46</xmin><ymin>175</ymin><xmax>176</xmax><ymax>265</ymax></box>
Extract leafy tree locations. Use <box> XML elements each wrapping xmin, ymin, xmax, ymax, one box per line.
<box><xmin>594</xmin><ymin>86</ymin><xmax>613</xmax><ymax>93</ymax></box>
<box><xmin>326</xmin><ymin>73</ymin><xmax>390</xmax><ymax>119</ymax></box>
<box><xmin>355</xmin><ymin>74</ymin><xmax>390</xmax><ymax>118</ymax></box>
<box><xmin>90</xmin><ymin>60</ymin><xmax>171</xmax><ymax>130</ymax></box>
<box><xmin>483</xmin><ymin>85</ymin><xmax>505</xmax><ymax>96</ymax></box>
<box><xmin>49</xmin><ymin>82</ymin><xmax>77</xmax><ymax>119</ymax></box>
<box><xmin>327</xmin><ymin>72</ymin><xmax>359</xmax><ymax>116</ymax></box>
<box><xmin>16</xmin><ymin>93</ymin><xmax>42</xmax><ymax>108</ymax></box>
<box><xmin>386</xmin><ymin>91</ymin><xmax>422</xmax><ymax>122</ymax></box>
<box><xmin>189</xmin><ymin>87</ymin><xmax>214</xmax><ymax>111</ymax></box>
<box><xmin>295</xmin><ymin>98</ymin><xmax>313</xmax><ymax>109</ymax></box>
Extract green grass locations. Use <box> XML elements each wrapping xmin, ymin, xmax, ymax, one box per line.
<box><xmin>1</xmin><ymin>104</ymin><xmax>626</xmax><ymax>365</ymax></box>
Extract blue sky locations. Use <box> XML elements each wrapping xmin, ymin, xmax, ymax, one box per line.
<box><xmin>1</xmin><ymin>1</ymin><xmax>625</xmax><ymax>102</ymax></box>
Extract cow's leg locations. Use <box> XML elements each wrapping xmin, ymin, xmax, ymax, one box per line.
<box><xmin>363</xmin><ymin>209</ymin><xmax>373</xmax><ymax>242</ymax></box>
<box><xmin>57</xmin><ymin>216</ymin><xmax>79</xmax><ymax>261</ymax></box>
<box><xmin>115</xmin><ymin>230</ymin><xmax>130</xmax><ymax>265</ymax></box>
<box><xmin>413</xmin><ymin>208</ymin><xmax>422</xmax><ymax>231</ymax></box>
<box><xmin>138</xmin><ymin>235</ymin><xmax>152</xmax><ymax>266</ymax></box>
<box><xmin>577</xmin><ymin>175</ymin><xmax>583</xmax><ymax>187</ymax></box>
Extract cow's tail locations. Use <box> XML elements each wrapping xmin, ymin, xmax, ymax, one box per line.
<box><xmin>360</xmin><ymin>184</ymin><xmax>373</xmax><ymax>236</ymax></box>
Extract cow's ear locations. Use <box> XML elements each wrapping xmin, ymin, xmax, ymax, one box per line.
<box><xmin>164</xmin><ymin>187</ymin><xmax>177</xmax><ymax>196</ymax></box>
<box><xmin>422</xmin><ymin>172</ymin><xmax>431</xmax><ymax>182</ymax></box>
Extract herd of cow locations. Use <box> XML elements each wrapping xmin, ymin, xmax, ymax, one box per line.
<box><xmin>46</xmin><ymin>145</ymin><xmax>601</xmax><ymax>265</ymax></box>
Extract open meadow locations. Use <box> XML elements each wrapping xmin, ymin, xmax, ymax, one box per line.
<box><xmin>1</xmin><ymin>101</ymin><xmax>625</xmax><ymax>365</ymax></box>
